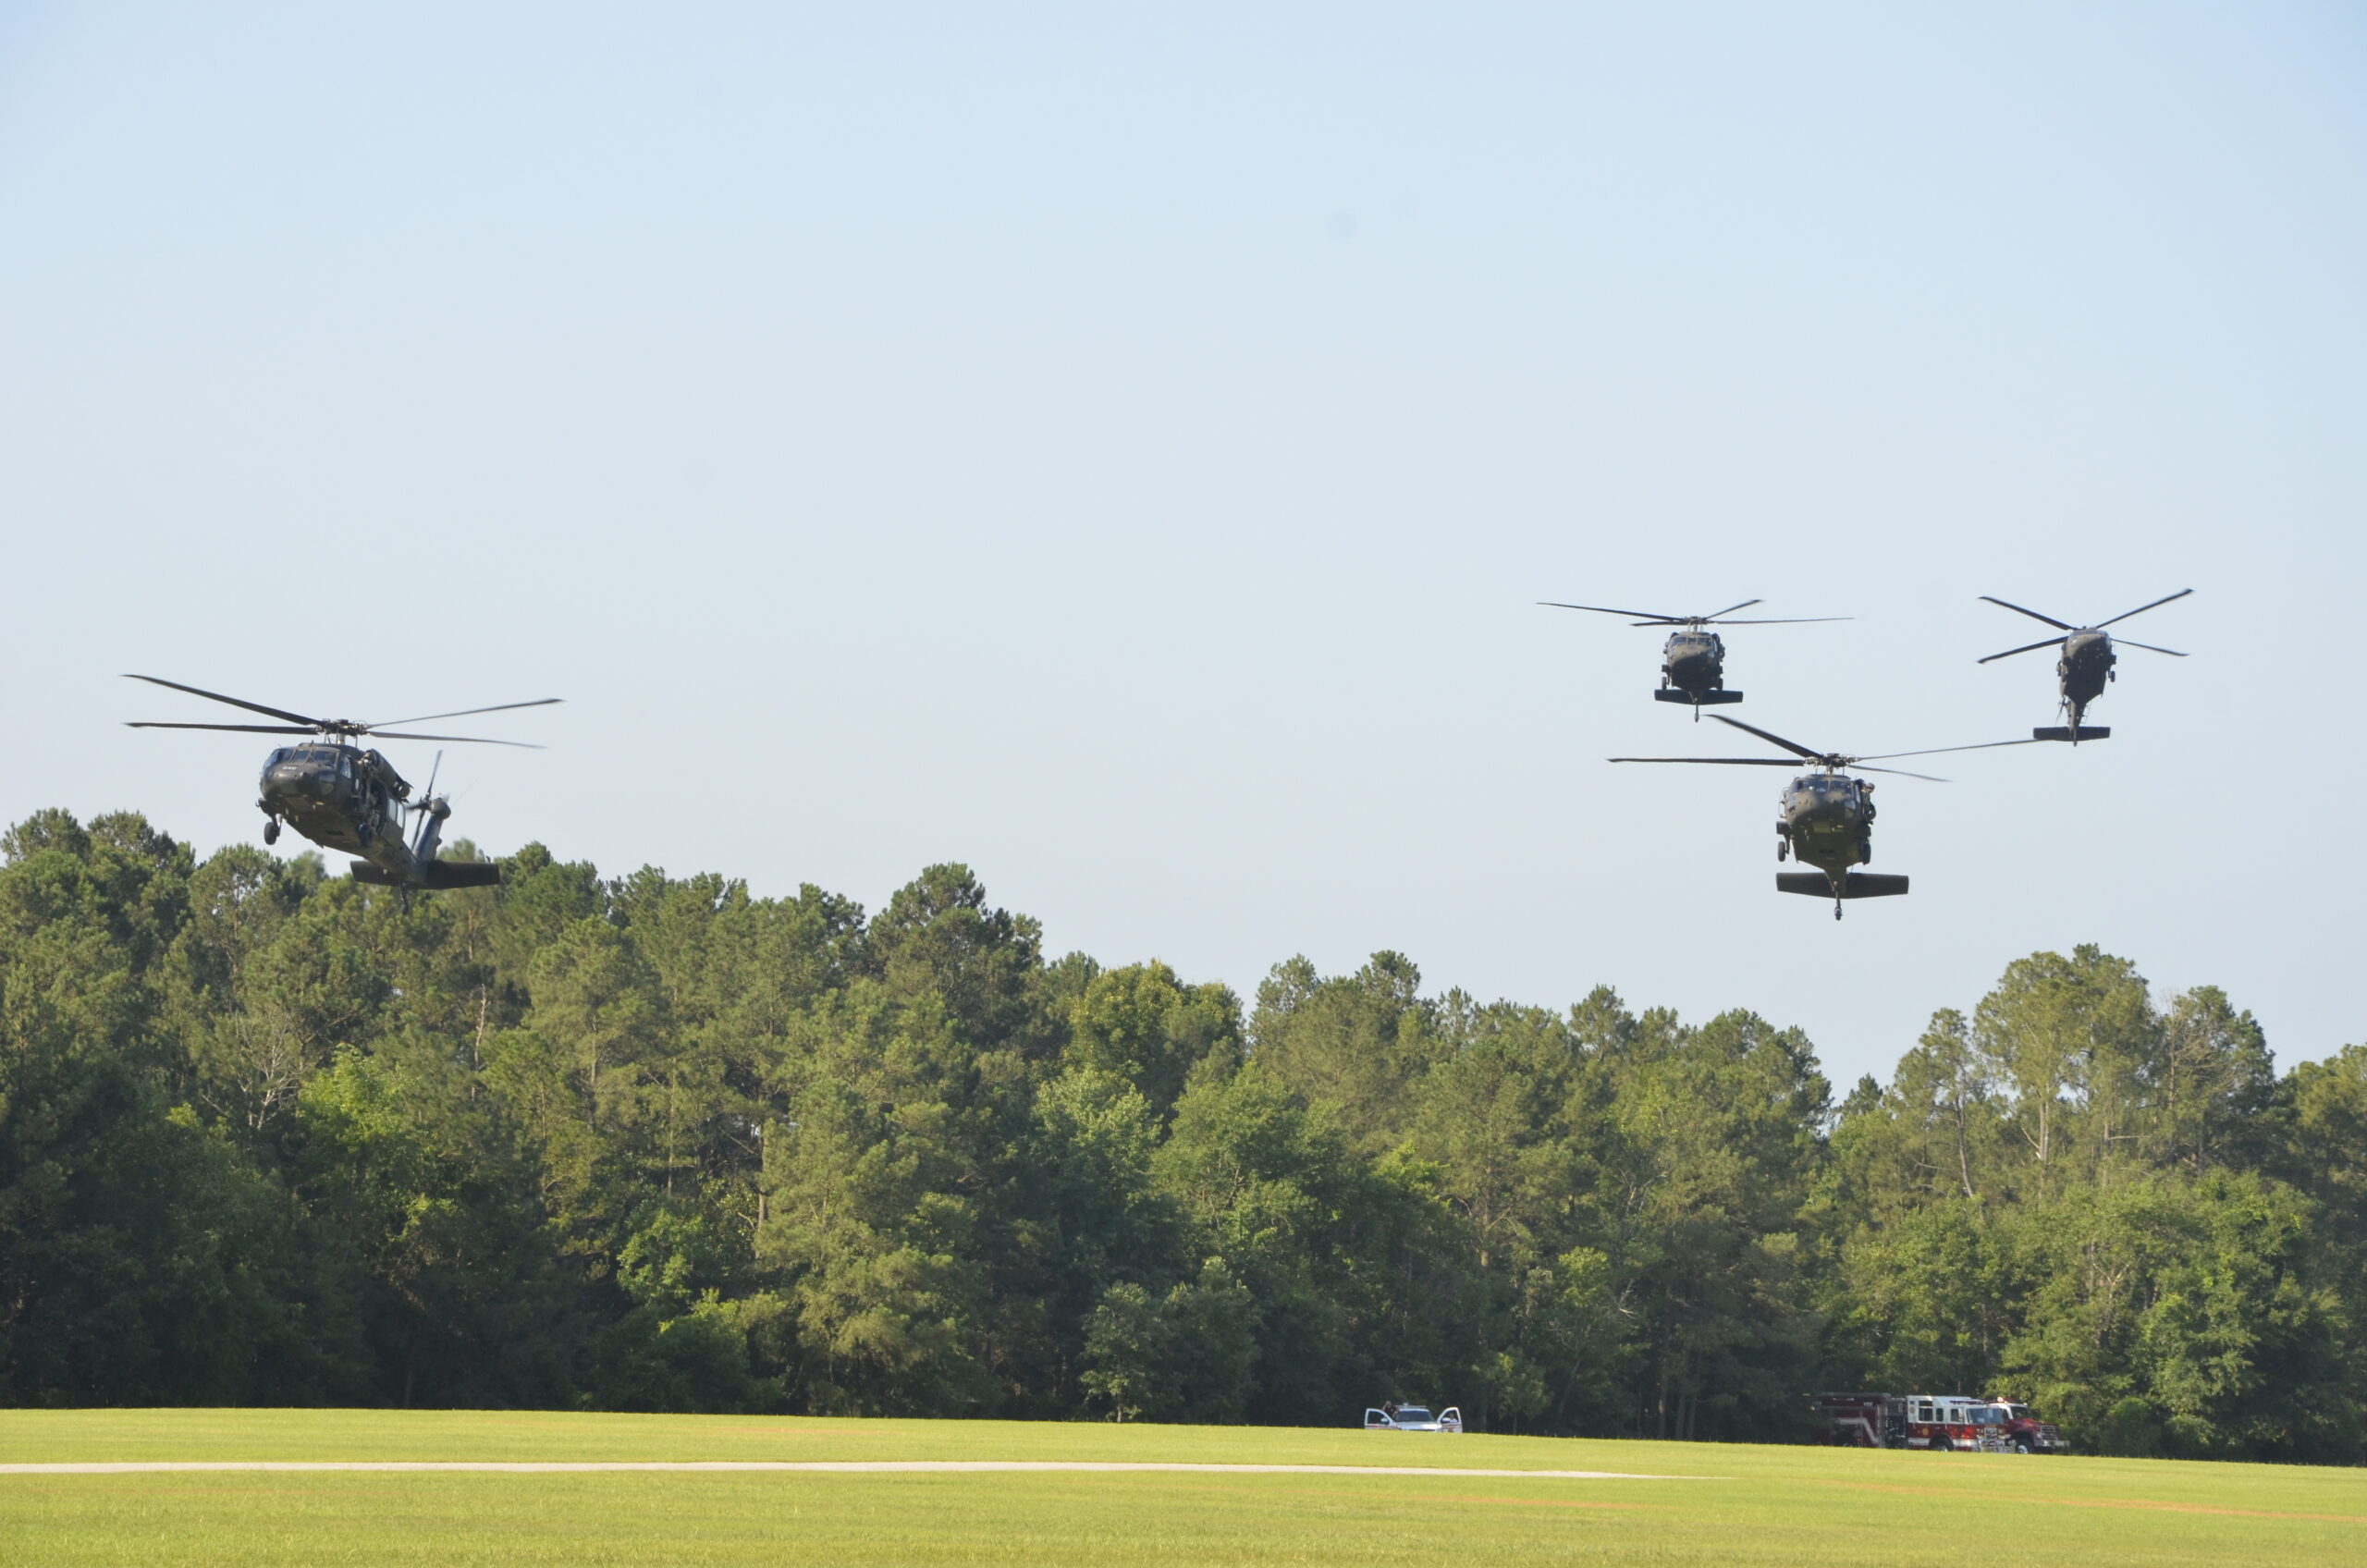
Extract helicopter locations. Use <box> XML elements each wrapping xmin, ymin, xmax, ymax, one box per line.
<box><xmin>1977</xmin><ymin>589</ymin><xmax>2191</xmax><ymax>742</ymax></box>
<box><xmin>1611</xmin><ymin>714</ymin><xmax>2038</xmax><ymax>918</ymax></box>
<box><xmin>124</xmin><ymin>675</ymin><xmax>558</xmax><ymax>891</ymax></box>
<box><xmin>1539</xmin><ymin>598</ymin><xmax>1849</xmax><ymax>717</ymax></box>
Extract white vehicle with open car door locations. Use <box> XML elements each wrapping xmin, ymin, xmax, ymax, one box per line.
<box><xmin>1363</xmin><ymin>1403</ymin><xmax>1463</xmax><ymax>1432</ymax></box>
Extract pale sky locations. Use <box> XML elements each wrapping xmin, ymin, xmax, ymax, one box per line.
<box><xmin>4</xmin><ymin>3</ymin><xmax>2361</xmax><ymax>1088</ymax></box>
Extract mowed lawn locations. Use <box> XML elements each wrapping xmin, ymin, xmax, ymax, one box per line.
<box><xmin>1</xmin><ymin>1410</ymin><xmax>2360</xmax><ymax>1567</ymax></box>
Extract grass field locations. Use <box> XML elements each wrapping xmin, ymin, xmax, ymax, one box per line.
<box><xmin>1</xmin><ymin>1410</ymin><xmax>2360</xmax><ymax>1566</ymax></box>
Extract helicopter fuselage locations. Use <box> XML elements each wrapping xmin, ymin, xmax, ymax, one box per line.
<box><xmin>1777</xmin><ymin>770</ymin><xmax>1874</xmax><ymax>878</ymax></box>
<box><xmin>1658</xmin><ymin>630</ymin><xmax>1744</xmax><ymax>711</ymax></box>
<box><xmin>258</xmin><ymin>743</ymin><xmax>440</xmax><ymax>885</ymax></box>
<box><xmin>1661</xmin><ymin>630</ymin><xmax>1724</xmax><ymax>691</ymax></box>
<box><xmin>2056</xmin><ymin>629</ymin><xmax>2116</xmax><ymax>725</ymax></box>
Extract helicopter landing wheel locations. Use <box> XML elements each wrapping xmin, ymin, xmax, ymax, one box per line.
<box><xmin>263</xmin><ymin>820</ymin><xmax>280</xmax><ymax>846</ymax></box>
<box><xmin>1834</xmin><ymin>902</ymin><xmax>1844</xmax><ymax>921</ymax></box>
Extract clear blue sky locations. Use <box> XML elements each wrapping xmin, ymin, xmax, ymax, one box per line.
<box><xmin>3</xmin><ymin>3</ymin><xmax>2361</xmax><ymax>1087</ymax></box>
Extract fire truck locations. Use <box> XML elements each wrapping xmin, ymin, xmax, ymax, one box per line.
<box><xmin>1812</xmin><ymin>1392</ymin><xmax>2067</xmax><ymax>1453</ymax></box>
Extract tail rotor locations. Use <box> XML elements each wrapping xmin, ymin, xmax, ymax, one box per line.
<box><xmin>410</xmin><ymin>751</ymin><xmax>452</xmax><ymax>861</ymax></box>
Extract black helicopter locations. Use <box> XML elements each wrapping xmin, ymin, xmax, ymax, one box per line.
<box><xmin>1978</xmin><ymin>589</ymin><xmax>2191</xmax><ymax>742</ymax></box>
<box><xmin>1539</xmin><ymin>598</ymin><xmax>1849</xmax><ymax>717</ymax></box>
<box><xmin>1611</xmin><ymin>715</ymin><xmax>2038</xmax><ymax>918</ymax></box>
<box><xmin>125</xmin><ymin>675</ymin><xmax>558</xmax><ymax>891</ymax></box>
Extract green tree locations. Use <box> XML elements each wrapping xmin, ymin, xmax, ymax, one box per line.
<box><xmin>1066</xmin><ymin>962</ymin><xmax>1241</xmax><ymax>1117</ymax></box>
<box><xmin>2152</xmin><ymin>986</ymin><xmax>2275</xmax><ymax>1175</ymax></box>
<box><xmin>1248</xmin><ymin>952</ymin><xmax>1438</xmax><ymax>1153</ymax></box>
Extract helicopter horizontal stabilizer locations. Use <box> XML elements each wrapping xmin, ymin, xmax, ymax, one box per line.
<box><xmin>2032</xmin><ymin>726</ymin><xmax>2109</xmax><ymax>742</ymax></box>
<box><xmin>1777</xmin><ymin>872</ymin><xmax>1909</xmax><ymax>900</ymax></box>
<box><xmin>348</xmin><ymin>860</ymin><xmax>502</xmax><ymax>890</ymax></box>
<box><xmin>1654</xmin><ymin>690</ymin><xmax>1744</xmax><ymax>704</ymax></box>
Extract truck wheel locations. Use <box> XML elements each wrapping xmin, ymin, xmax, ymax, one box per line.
<box><xmin>2013</xmin><ymin>1441</ymin><xmax>2030</xmax><ymax>1454</ymax></box>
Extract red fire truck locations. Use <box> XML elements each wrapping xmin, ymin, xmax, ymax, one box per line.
<box><xmin>1813</xmin><ymin>1392</ymin><xmax>2067</xmax><ymax>1453</ymax></box>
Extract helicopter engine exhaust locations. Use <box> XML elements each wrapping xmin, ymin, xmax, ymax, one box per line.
<box><xmin>1777</xmin><ymin>872</ymin><xmax>1908</xmax><ymax>900</ymax></box>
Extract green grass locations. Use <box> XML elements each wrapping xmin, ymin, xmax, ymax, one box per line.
<box><xmin>0</xmin><ymin>1410</ymin><xmax>2359</xmax><ymax>1566</ymax></box>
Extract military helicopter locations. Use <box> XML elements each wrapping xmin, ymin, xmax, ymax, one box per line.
<box><xmin>124</xmin><ymin>675</ymin><xmax>558</xmax><ymax>891</ymax></box>
<box><xmin>1977</xmin><ymin>589</ymin><xmax>2192</xmax><ymax>742</ymax></box>
<box><xmin>1539</xmin><ymin>598</ymin><xmax>1849</xmax><ymax>717</ymax></box>
<box><xmin>1611</xmin><ymin>715</ymin><xmax>2038</xmax><ymax>918</ymax></box>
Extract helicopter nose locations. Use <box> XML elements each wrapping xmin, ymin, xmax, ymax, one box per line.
<box><xmin>263</xmin><ymin>764</ymin><xmax>328</xmax><ymax>803</ymax></box>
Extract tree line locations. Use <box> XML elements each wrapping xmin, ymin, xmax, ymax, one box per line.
<box><xmin>1</xmin><ymin>809</ymin><xmax>2360</xmax><ymax>1461</ymax></box>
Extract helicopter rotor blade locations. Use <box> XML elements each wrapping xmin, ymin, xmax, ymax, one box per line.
<box><xmin>1707</xmin><ymin>713</ymin><xmax>1825</xmax><ymax>762</ymax></box>
<box><xmin>1978</xmin><ymin>636</ymin><xmax>2067</xmax><ymax>665</ymax></box>
<box><xmin>125</xmin><ymin>721</ymin><xmax>314</xmax><ymax>735</ymax></box>
<box><xmin>2093</xmin><ymin>588</ymin><xmax>2193</xmax><ymax>630</ymax></box>
<box><xmin>1854</xmin><ymin>765</ymin><xmax>1951</xmax><ymax>782</ymax></box>
<box><xmin>1857</xmin><ymin>738</ymin><xmax>2043</xmax><ymax>762</ymax></box>
<box><xmin>123</xmin><ymin>674</ymin><xmax>321</xmax><ymax>729</ymax></box>
<box><xmin>367</xmin><ymin>731</ymin><xmax>545</xmax><ymax>748</ymax></box>
<box><xmin>1977</xmin><ymin>596</ymin><xmax>2076</xmax><ymax>631</ymax></box>
<box><xmin>2114</xmin><ymin>638</ymin><xmax>2189</xmax><ymax>657</ymax></box>
<box><xmin>1539</xmin><ymin>601</ymin><xmax>1686</xmax><ymax>623</ymax></box>
<box><xmin>1701</xmin><ymin>599</ymin><xmax>1764</xmax><ymax>620</ymax></box>
<box><xmin>1700</xmin><ymin>616</ymin><xmax>1854</xmax><ymax>625</ymax></box>
<box><xmin>369</xmin><ymin>697</ymin><xmax>564</xmax><ymax>728</ymax></box>
<box><xmin>1606</xmin><ymin>756</ymin><xmax>1799</xmax><ymax>766</ymax></box>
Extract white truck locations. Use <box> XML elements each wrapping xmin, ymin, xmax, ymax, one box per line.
<box><xmin>1363</xmin><ymin>1403</ymin><xmax>1464</xmax><ymax>1433</ymax></box>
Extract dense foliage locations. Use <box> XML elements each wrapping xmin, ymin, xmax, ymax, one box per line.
<box><xmin>1</xmin><ymin>810</ymin><xmax>2360</xmax><ymax>1460</ymax></box>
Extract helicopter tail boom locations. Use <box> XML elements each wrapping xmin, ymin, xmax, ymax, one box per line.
<box><xmin>419</xmin><ymin>861</ymin><xmax>501</xmax><ymax>889</ymax></box>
